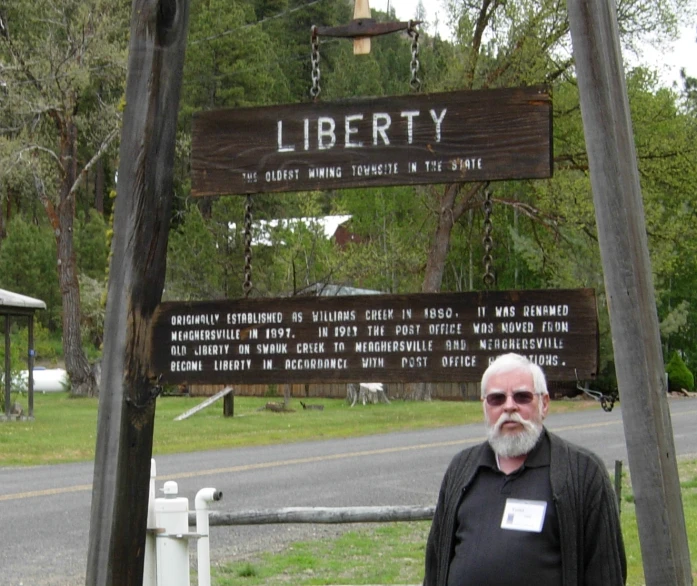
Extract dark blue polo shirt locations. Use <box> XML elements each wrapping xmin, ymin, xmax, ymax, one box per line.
<box><xmin>446</xmin><ymin>432</ymin><xmax>561</xmax><ymax>586</ymax></box>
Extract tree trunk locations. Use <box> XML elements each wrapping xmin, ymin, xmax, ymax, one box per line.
<box><xmin>57</xmin><ymin>119</ymin><xmax>97</xmax><ymax>397</ymax></box>
<box><xmin>422</xmin><ymin>183</ymin><xmax>484</xmax><ymax>294</ymax></box>
<box><xmin>37</xmin><ymin>115</ymin><xmax>98</xmax><ymax>397</ymax></box>
<box><xmin>415</xmin><ymin>183</ymin><xmax>484</xmax><ymax>401</ymax></box>
<box><xmin>0</xmin><ymin>185</ymin><xmax>6</xmax><ymax>245</ymax></box>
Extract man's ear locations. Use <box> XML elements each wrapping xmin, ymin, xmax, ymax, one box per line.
<box><xmin>541</xmin><ymin>393</ymin><xmax>550</xmax><ymax>418</ymax></box>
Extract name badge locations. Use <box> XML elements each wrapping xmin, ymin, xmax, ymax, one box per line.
<box><xmin>500</xmin><ymin>498</ymin><xmax>547</xmax><ymax>533</ymax></box>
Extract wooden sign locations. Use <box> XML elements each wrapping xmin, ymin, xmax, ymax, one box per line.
<box><xmin>192</xmin><ymin>86</ymin><xmax>552</xmax><ymax>196</ymax></box>
<box><xmin>150</xmin><ymin>289</ymin><xmax>597</xmax><ymax>385</ymax></box>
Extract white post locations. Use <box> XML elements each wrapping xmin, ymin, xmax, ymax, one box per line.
<box><xmin>155</xmin><ymin>481</ymin><xmax>190</xmax><ymax>586</ymax></box>
<box><xmin>194</xmin><ymin>488</ymin><xmax>223</xmax><ymax>586</ymax></box>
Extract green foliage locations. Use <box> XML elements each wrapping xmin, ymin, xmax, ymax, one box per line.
<box><xmin>0</xmin><ymin>321</ymin><xmax>62</xmax><ymax>379</ymax></box>
<box><xmin>79</xmin><ymin>274</ymin><xmax>106</xmax><ymax>351</ymax></box>
<box><xmin>332</xmin><ymin>186</ymin><xmax>428</xmax><ymax>293</ymax></box>
<box><xmin>165</xmin><ymin>204</ymin><xmax>226</xmax><ymax>300</ymax></box>
<box><xmin>0</xmin><ymin>0</ymin><xmax>694</xmax><ymax>383</ymax></box>
<box><xmin>74</xmin><ymin>210</ymin><xmax>109</xmax><ymax>280</ymax></box>
<box><xmin>0</xmin><ymin>216</ymin><xmax>61</xmax><ymax>329</ymax></box>
<box><xmin>180</xmin><ymin>0</ymin><xmax>292</xmax><ymax>130</ymax></box>
<box><xmin>666</xmin><ymin>352</ymin><xmax>695</xmax><ymax>392</ymax></box>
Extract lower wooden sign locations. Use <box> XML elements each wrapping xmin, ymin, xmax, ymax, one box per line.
<box><xmin>149</xmin><ymin>289</ymin><xmax>598</xmax><ymax>385</ymax></box>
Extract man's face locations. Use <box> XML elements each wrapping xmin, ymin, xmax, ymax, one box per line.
<box><xmin>483</xmin><ymin>368</ymin><xmax>549</xmax><ymax>457</ymax></box>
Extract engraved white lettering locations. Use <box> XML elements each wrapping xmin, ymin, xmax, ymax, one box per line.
<box><xmin>365</xmin><ymin>309</ymin><xmax>394</xmax><ymax>320</ymax></box>
<box><xmin>318</xmin><ymin>117</ymin><xmax>336</xmax><ymax>150</ymax></box>
<box><xmin>373</xmin><ymin>113</ymin><xmax>391</xmax><ymax>145</ymax></box>
<box><xmin>522</xmin><ymin>305</ymin><xmax>570</xmax><ymax>317</ymax></box>
<box><xmin>401</xmin><ymin>110</ymin><xmax>419</xmax><ymax>144</ymax></box>
<box><xmin>429</xmin><ymin>108</ymin><xmax>447</xmax><ymax>142</ymax></box>
<box><xmin>345</xmin><ymin>114</ymin><xmax>363</xmax><ymax>148</ymax></box>
<box><xmin>277</xmin><ymin>121</ymin><xmax>295</xmax><ymax>152</ymax></box>
<box><xmin>441</xmin><ymin>355</ymin><xmax>477</xmax><ymax>367</ymax></box>
<box><xmin>214</xmin><ymin>359</ymin><xmax>253</xmax><ymax>371</ymax></box>
<box><xmin>170</xmin><ymin>360</ymin><xmax>202</xmax><ymax>372</ymax></box>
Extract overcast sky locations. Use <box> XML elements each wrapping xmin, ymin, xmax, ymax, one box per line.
<box><xmin>385</xmin><ymin>0</ymin><xmax>695</xmax><ymax>88</ymax></box>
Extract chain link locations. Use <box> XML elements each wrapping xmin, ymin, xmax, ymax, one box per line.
<box><xmin>310</xmin><ymin>27</ymin><xmax>321</xmax><ymax>101</ymax></box>
<box><xmin>408</xmin><ymin>22</ymin><xmax>421</xmax><ymax>91</ymax></box>
<box><xmin>482</xmin><ymin>189</ymin><xmax>495</xmax><ymax>289</ymax></box>
<box><xmin>243</xmin><ymin>194</ymin><xmax>253</xmax><ymax>297</ymax></box>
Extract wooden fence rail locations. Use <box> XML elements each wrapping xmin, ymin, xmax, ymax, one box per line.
<box><xmin>187</xmin><ymin>505</ymin><xmax>435</xmax><ymax>527</ymax></box>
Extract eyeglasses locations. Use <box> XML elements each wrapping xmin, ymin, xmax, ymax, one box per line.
<box><xmin>484</xmin><ymin>391</ymin><xmax>536</xmax><ymax>407</ymax></box>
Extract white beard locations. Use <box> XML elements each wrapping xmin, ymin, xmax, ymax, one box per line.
<box><xmin>486</xmin><ymin>412</ymin><xmax>543</xmax><ymax>458</ymax></box>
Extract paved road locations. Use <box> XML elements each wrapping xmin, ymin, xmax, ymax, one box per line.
<box><xmin>2</xmin><ymin>398</ymin><xmax>696</xmax><ymax>585</ymax></box>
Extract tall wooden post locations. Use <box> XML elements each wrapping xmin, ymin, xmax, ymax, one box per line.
<box><xmin>567</xmin><ymin>0</ymin><xmax>692</xmax><ymax>583</ymax></box>
<box><xmin>28</xmin><ymin>315</ymin><xmax>34</xmax><ymax>418</ymax></box>
<box><xmin>4</xmin><ymin>315</ymin><xmax>9</xmax><ymax>417</ymax></box>
<box><xmin>85</xmin><ymin>0</ymin><xmax>190</xmax><ymax>584</ymax></box>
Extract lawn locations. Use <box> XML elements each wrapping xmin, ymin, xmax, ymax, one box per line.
<box><xmin>0</xmin><ymin>391</ymin><xmax>596</xmax><ymax>466</ymax></box>
<box><xmin>210</xmin><ymin>458</ymin><xmax>697</xmax><ymax>586</ymax></box>
<box><xmin>0</xmin><ymin>391</ymin><xmax>691</xmax><ymax>584</ymax></box>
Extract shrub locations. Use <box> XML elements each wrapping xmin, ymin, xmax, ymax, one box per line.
<box><xmin>666</xmin><ymin>352</ymin><xmax>695</xmax><ymax>392</ymax></box>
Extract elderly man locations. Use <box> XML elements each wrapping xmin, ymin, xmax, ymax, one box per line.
<box><xmin>424</xmin><ymin>353</ymin><xmax>626</xmax><ymax>585</ymax></box>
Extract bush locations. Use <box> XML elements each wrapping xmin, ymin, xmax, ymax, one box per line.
<box><xmin>666</xmin><ymin>352</ymin><xmax>695</xmax><ymax>392</ymax></box>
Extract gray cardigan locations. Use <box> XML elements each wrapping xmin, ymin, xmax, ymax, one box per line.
<box><xmin>423</xmin><ymin>430</ymin><xmax>626</xmax><ymax>585</ymax></box>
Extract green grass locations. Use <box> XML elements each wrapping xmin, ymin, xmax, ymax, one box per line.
<box><xmin>213</xmin><ymin>523</ymin><xmax>432</xmax><ymax>586</ymax></box>
<box><xmin>3</xmin><ymin>391</ymin><xmax>688</xmax><ymax>584</ymax></box>
<box><xmin>211</xmin><ymin>458</ymin><xmax>697</xmax><ymax>586</ymax></box>
<box><xmin>0</xmin><ymin>392</ymin><xmax>596</xmax><ymax>466</ymax></box>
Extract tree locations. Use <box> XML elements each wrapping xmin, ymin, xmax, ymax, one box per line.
<box><xmin>0</xmin><ymin>0</ymin><xmax>128</xmax><ymax>395</ymax></box>
<box><xmin>666</xmin><ymin>351</ymin><xmax>695</xmax><ymax>392</ymax></box>
<box><xmin>0</xmin><ymin>216</ymin><xmax>61</xmax><ymax>329</ymax></box>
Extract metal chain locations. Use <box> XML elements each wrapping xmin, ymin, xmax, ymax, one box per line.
<box><xmin>310</xmin><ymin>27</ymin><xmax>321</xmax><ymax>101</ymax></box>
<box><xmin>243</xmin><ymin>194</ymin><xmax>253</xmax><ymax>297</ymax></box>
<box><xmin>482</xmin><ymin>189</ymin><xmax>495</xmax><ymax>289</ymax></box>
<box><xmin>408</xmin><ymin>22</ymin><xmax>422</xmax><ymax>91</ymax></box>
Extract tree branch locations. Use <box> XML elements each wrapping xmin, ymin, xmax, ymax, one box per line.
<box><xmin>15</xmin><ymin>144</ymin><xmax>64</xmax><ymax>174</ymax></box>
<box><xmin>69</xmin><ymin>126</ymin><xmax>119</xmax><ymax>198</ymax></box>
<box><xmin>32</xmin><ymin>172</ymin><xmax>60</xmax><ymax>231</ymax></box>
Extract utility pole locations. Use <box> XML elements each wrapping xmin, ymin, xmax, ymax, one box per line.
<box><xmin>85</xmin><ymin>0</ymin><xmax>191</xmax><ymax>584</ymax></box>
<box><xmin>567</xmin><ymin>0</ymin><xmax>692</xmax><ymax>583</ymax></box>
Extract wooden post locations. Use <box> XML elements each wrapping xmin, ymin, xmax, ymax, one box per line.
<box><xmin>28</xmin><ymin>315</ymin><xmax>34</xmax><ymax>418</ymax></box>
<box><xmin>4</xmin><ymin>314</ymin><xmax>9</xmax><ymax>417</ymax></box>
<box><xmin>567</xmin><ymin>0</ymin><xmax>692</xmax><ymax>583</ymax></box>
<box><xmin>85</xmin><ymin>0</ymin><xmax>191</xmax><ymax>585</ymax></box>
<box><xmin>353</xmin><ymin>0</ymin><xmax>371</xmax><ymax>55</ymax></box>
<box><xmin>223</xmin><ymin>391</ymin><xmax>234</xmax><ymax>417</ymax></box>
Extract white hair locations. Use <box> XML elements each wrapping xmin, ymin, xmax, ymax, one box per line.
<box><xmin>480</xmin><ymin>353</ymin><xmax>549</xmax><ymax>399</ymax></box>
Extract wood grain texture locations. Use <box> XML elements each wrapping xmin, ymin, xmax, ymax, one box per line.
<box><xmin>192</xmin><ymin>87</ymin><xmax>552</xmax><ymax>195</ymax></box>
<box><xmin>568</xmin><ymin>0</ymin><xmax>692</xmax><ymax>582</ymax></box>
<box><xmin>85</xmin><ymin>1</ymin><xmax>191</xmax><ymax>585</ymax></box>
<box><xmin>150</xmin><ymin>289</ymin><xmax>597</xmax><ymax>384</ymax></box>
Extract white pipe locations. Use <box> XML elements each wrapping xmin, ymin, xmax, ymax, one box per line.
<box><xmin>143</xmin><ymin>459</ymin><xmax>157</xmax><ymax>586</ymax></box>
<box><xmin>194</xmin><ymin>488</ymin><xmax>223</xmax><ymax>586</ymax></box>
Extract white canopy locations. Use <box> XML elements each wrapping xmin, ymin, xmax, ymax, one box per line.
<box><xmin>0</xmin><ymin>288</ymin><xmax>46</xmax><ymax>311</ymax></box>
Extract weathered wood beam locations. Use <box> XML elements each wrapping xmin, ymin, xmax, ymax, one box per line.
<box><xmin>566</xmin><ymin>0</ymin><xmax>692</xmax><ymax>583</ymax></box>
<box><xmin>85</xmin><ymin>0</ymin><xmax>190</xmax><ymax>584</ymax></box>
<box><xmin>174</xmin><ymin>387</ymin><xmax>234</xmax><ymax>421</ymax></box>
<box><xmin>190</xmin><ymin>506</ymin><xmax>436</xmax><ymax>526</ymax></box>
